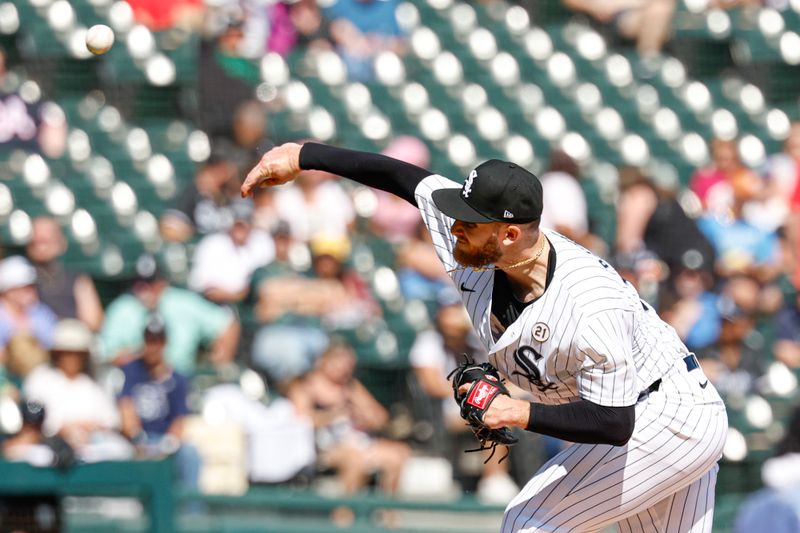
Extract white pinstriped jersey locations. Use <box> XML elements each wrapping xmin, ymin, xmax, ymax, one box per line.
<box><xmin>415</xmin><ymin>175</ymin><xmax>689</xmax><ymax>407</ymax></box>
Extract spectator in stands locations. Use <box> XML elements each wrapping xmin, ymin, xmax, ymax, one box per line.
<box><xmin>690</xmin><ymin>138</ymin><xmax>752</xmax><ymax>214</ymax></box>
<box><xmin>3</xmin><ymin>400</ymin><xmax>47</xmax><ymax>464</ymax></box>
<box><xmin>274</xmin><ymin>168</ymin><xmax>355</xmax><ymax>243</ymax></box>
<box><xmin>734</xmin><ymin>403</ymin><xmax>800</xmax><ymax>533</ymax></box>
<box><xmin>409</xmin><ymin>290</ymin><xmax>519</xmax><ymax>504</ymax></box>
<box><xmin>660</xmin><ymin>257</ymin><xmax>721</xmax><ymax>357</ymax></box>
<box><xmin>251</xmin><ymin>222</ymin><xmax>328</xmax><ymax>386</ymax></box>
<box><xmin>3</xmin><ymin>399</ymin><xmax>50</xmax><ymax>464</ymax></box>
<box><xmin>26</xmin><ymin>217</ymin><xmax>103</xmax><ymax>331</ymax></box>
<box><xmin>562</xmin><ymin>0</ymin><xmax>676</xmax><ymax>59</ymax></box>
<box><xmin>369</xmin><ymin>136</ymin><xmax>431</xmax><ymax>244</ymax></box>
<box><xmin>0</xmin><ymin>47</ymin><xmax>67</xmax><ymax>159</ymax></box>
<box><xmin>540</xmin><ymin>149</ymin><xmax>605</xmax><ymax>254</ymax></box>
<box><xmin>188</xmin><ymin>199</ymin><xmax>274</xmax><ymax>304</ymax></box>
<box><xmin>288</xmin><ymin>341</ymin><xmax>410</xmax><ymax>496</ymax></box>
<box><xmin>198</xmin><ymin>15</ymin><xmax>260</xmax><ymax>139</ymax></box>
<box><xmin>224</xmin><ymin>99</ymin><xmax>275</xmax><ymax>177</ymax></box>
<box><xmin>23</xmin><ymin>320</ymin><xmax>132</xmax><ymax>462</ymax></box>
<box><xmin>264</xmin><ymin>1</ymin><xmax>297</xmax><ymax>57</ymax></box>
<box><xmin>323</xmin><ymin>0</ymin><xmax>406</xmax><ymax>81</ymax></box>
<box><xmin>207</xmin><ymin>0</ymin><xmax>277</xmax><ymax>59</ymax></box>
<box><xmin>288</xmin><ymin>0</ymin><xmax>333</xmax><ymax>53</ymax></box>
<box><xmin>2</xmin><ymin>399</ymin><xmax>76</xmax><ymax>468</ymax></box>
<box><xmin>697</xmin><ymin>292</ymin><xmax>763</xmax><ymax>397</ymax></box>
<box><xmin>258</xmin><ymin>0</ymin><xmax>333</xmax><ymax>58</ymax></box>
<box><xmin>397</xmin><ymin>220</ymin><xmax>451</xmax><ymax>301</ymax></box>
<box><xmin>0</xmin><ymin>256</ymin><xmax>57</xmax><ymax>378</ymax></box>
<box><xmin>723</xmin><ymin>270</ymin><xmax>783</xmax><ymax>316</ymax></box>
<box><xmin>773</xmin><ymin>292</ymin><xmax>800</xmax><ymax>369</ymax></box>
<box><xmin>540</xmin><ymin>150</ymin><xmax>587</xmax><ymax>239</ymax></box>
<box><xmin>100</xmin><ymin>255</ymin><xmax>240</xmax><ymax>374</ymax></box>
<box><xmin>697</xmin><ymin>167</ymin><xmax>781</xmax><ymax>280</ymax></box>
<box><xmin>615</xmin><ymin>166</ymin><xmax>715</xmax><ymax>285</ymax></box>
<box><xmin>309</xmin><ymin>235</ymin><xmax>379</xmax><ymax>331</ymax></box>
<box><xmin>118</xmin><ymin>315</ymin><xmax>201</xmax><ymax>489</ymax></box>
<box><xmin>160</xmin><ymin>152</ymin><xmax>241</xmax><ymax>243</ymax></box>
<box><xmin>740</xmin><ymin>123</ymin><xmax>800</xmax><ymax>235</ymax></box>
<box><xmin>410</xmin><ymin>291</ymin><xmax>485</xmax><ymax>421</ymax></box>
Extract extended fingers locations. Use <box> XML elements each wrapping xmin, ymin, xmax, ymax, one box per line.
<box><xmin>241</xmin><ymin>143</ymin><xmax>302</xmax><ymax>197</ymax></box>
<box><xmin>241</xmin><ymin>160</ymin><xmax>271</xmax><ymax>197</ymax></box>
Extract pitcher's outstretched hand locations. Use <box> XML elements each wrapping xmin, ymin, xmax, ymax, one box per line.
<box><xmin>241</xmin><ymin>142</ymin><xmax>303</xmax><ymax>198</ymax></box>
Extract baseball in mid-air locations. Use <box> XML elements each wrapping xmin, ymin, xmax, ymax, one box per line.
<box><xmin>85</xmin><ymin>24</ymin><xmax>115</xmax><ymax>55</ymax></box>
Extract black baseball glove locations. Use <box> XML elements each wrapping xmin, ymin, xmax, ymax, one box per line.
<box><xmin>448</xmin><ymin>358</ymin><xmax>518</xmax><ymax>462</ymax></box>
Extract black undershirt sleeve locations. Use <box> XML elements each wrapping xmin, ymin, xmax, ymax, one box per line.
<box><xmin>526</xmin><ymin>399</ymin><xmax>635</xmax><ymax>446</ymax></box>
<box><xmin>301</xmin><ymin>143</ymin><xmax>635</xmax><ymax>445</ymax></box>
<box><xmin>299</xmin><ymin>142</ymin><xmax>431</xmax><ymax>206</ymax></box>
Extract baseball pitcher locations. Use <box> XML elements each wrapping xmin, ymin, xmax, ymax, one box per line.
<box><xmin>242</xmin><ymin>142</ymin><xmax>728</xmax><ymax>533</ymax></box>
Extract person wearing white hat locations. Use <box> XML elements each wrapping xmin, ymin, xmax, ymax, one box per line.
<box><xmin>23</xmin><ymin>319</ymin><xmax>133</xmax><ymax>462</ymax></box>
<box><xmin>0</xmin><ymin>256</ymin><xmax>58</xmax><ymax>376</ymax></box>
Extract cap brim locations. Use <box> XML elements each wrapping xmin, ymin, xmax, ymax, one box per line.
<box><xmin>431</xmin><ymin>188</ymin><xmax>494</xmax><ymax>223</ymax></box>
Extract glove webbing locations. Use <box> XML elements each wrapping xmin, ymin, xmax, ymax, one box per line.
<box><xmin>449</xmin><ymin>356</ymin><xmax>519</xmax><ymax>463</ymax></box>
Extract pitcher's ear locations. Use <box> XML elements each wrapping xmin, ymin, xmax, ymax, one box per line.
<box><xmin>503</xmin><ymin>224</ymin><xmax>521</xmax><ymax>243</ymax></box>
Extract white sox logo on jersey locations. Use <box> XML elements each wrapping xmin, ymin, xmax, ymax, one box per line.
<box><xmin>463</xmin><ymin>170</ymin><xmax>476</xmax><ymax>198</ymax></box>
<box><xmin>513</xmin><ymin>345</ymin><xmax>557</xmax><ymax>392</ymax></box>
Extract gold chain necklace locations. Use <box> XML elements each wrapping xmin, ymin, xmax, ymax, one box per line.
<box><xmin>447</xmin><ymin>235</ymin><xmax>547</xmax><ymax>274</ymax></box>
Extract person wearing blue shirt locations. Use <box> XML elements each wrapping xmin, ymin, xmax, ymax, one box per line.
<box><xmin>323</xmin><ymin>0</ymin><xmax>402</xmax><ymax>38</ymax></box>
<box><xmin>118</xmin><ymin>315</ymin><xmax>200</xmax><ymax>489</ymax></box>
<box><xmin>323</xmin><ymin>0</ymin><xmax>404</xmax><ymax>81</ymax></box>
<box><xmin>696</xmin><ymin>169</ymin><xmax>780</xmax><ymax>278</ymax></box>
<box><xmin>697</xmin><ymin>214</ymin><xmax>778</xmax><ymax>271</ymax></box>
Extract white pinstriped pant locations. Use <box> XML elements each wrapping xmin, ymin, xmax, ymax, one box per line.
<box><xmin>502</xmin><ymin>363</ymin><xmax>728</xmax><ymax>533</ymax></box>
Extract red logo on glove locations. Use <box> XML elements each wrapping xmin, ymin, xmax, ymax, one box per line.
<box><xmin>467</xmin><ymin>381</ymin><xmax>497</xmax><ymax>410</ymax></box>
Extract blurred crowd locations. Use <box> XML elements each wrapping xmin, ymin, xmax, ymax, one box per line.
<box><xmin>0</xmin><ymin>0</ymin><xmax>799</xmax><ymax>524</ymax></box>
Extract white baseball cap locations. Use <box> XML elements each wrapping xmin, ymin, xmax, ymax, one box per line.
<box><xmin>0</xmin><ymin>256</ymin><xmax>37</xmax><ymax>292</ymax></box>
<box><xmin>52</xmin><ymin>319</ymin><xmax>93</xmax><ymax>353</ymax></box>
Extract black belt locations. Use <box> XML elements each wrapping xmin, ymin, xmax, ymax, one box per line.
<box><xmin>637</xmin><ymin>354</ymin><xmax>699</xmax><ymax>402</ymax></box>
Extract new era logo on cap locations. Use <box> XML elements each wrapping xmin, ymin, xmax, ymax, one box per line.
<box><xmin>431</xmin><ymin>159</ymin><xmax>543</xmax><ymax>224</ymax></box>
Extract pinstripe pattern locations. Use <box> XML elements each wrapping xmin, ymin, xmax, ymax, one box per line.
<box><xmin>499</xmin><ymin>376</ymin><xmax>726</xmax><ymax>532</ymax></box>
<box><xmin>413</xmin><ymin>176</ymin><xmax>728</xmax><ymax>531</ymax></box>
<box><xmin>618</xmin><ymin>465</ymin><xmax>718</xmax><ymax>533</ymax></box>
